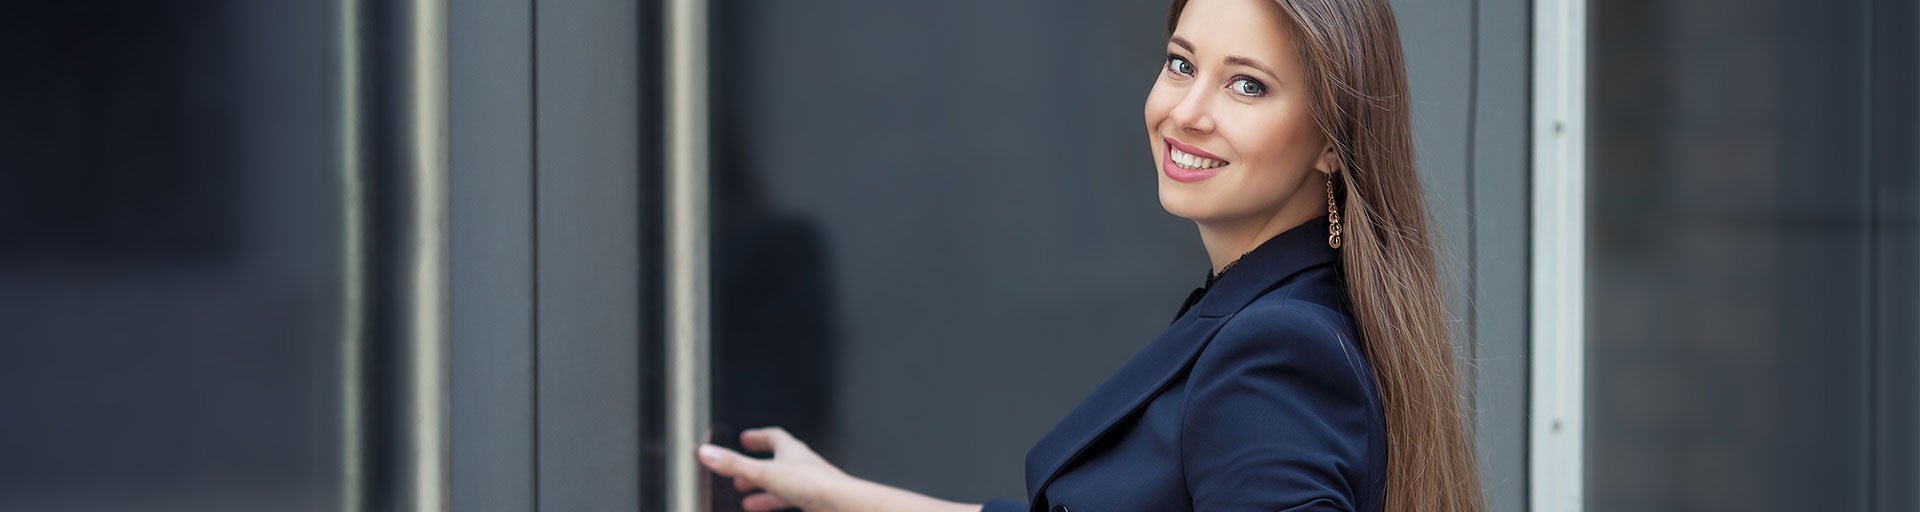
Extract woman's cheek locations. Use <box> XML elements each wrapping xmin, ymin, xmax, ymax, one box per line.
<box><xmin>1144</xmin><ymin>87</ymin><xmax>1174</xmax><ymax>126</ymax></box>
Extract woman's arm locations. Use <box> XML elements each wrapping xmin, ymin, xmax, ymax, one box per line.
<box><xmin>698</xmin><ymin>427</ymin><xmax>983</xmax><ymax>512</ymax></box>
<box><xmin>828</xmin><ymin>477</ymin><xmax>983</xmax><ymax>512</ymax></box>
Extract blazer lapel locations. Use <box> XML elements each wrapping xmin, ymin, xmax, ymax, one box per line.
<box><xmin>1022</xmin><ymin>312</ymin><xmax>1229</xmax><ymax>504</ymax></box>
<box><xmin>1020</xmin><ymin>217</ymin><xmax>1342</xmax><ymax>506</ymax></box>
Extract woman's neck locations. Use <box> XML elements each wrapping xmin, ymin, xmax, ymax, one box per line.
<box><xmin>1195</xmin><ymin>206</ymin><xmax>1321</xmax><ymax>276</ymax></box>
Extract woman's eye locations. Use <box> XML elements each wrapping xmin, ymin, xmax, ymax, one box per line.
<box><xmin>1230</xmin><ymin>77</ymin><xmax>1267</xmax><ymax>96</ymax></box>
<box><xmin>1166</xmin><ymin>55</ymin><xmax>1194</xmax><ymax>76</ymax></box>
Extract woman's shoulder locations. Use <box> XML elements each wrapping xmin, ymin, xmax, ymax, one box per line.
<box><xmin>1213</xmin><ymin>298</ymin><xmax>1365</xmax><ymax>370</ymax></box>
<box><xmin>1195</xmin><ymin>268</ymin><xmax>1374</xmax><ymax>397</ymax></box>
<box><xmin>1178</xmin><ymin>266</ymin><xmax>1383</xmax><ymax>507</ymax></box>
<box><xmin>1226</xmin><ymin>262</ymin><xmax>1356</xmax><ymax>341</ymax></box>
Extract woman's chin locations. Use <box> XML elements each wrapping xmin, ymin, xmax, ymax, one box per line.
<box><xmin>1157</xmin><ymin>188</ymin><xmax>1215</xmax><ymax>222</ymax></box>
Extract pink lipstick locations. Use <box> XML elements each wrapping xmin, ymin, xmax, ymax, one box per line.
<box><xmin>1162</xmin><ymin>137</ymin><xmax>1228</xmax><ymax>183</ymax></box>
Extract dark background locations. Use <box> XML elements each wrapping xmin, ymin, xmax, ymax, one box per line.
<box><xmin>3</xmin><ymin>0</ymin><xmax>1913</xmax><ymax>510</ymax></box>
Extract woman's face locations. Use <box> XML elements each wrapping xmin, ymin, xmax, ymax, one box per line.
<box><xmin>1146</xmin><ymin>0</ymin><xmax>1334</xmax><ymax>225</ymax></box>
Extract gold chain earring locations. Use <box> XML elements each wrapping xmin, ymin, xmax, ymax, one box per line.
<box><xmin>1326</xmin><ymin>173</ymin><xmax>1342</xmax><ymax>249</ymax></box>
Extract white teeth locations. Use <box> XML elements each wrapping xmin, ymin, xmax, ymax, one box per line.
<box><xmin>1169</xmin><ymin>146</ymin><xmax>1225</xmax><ymax>170</ymax></box>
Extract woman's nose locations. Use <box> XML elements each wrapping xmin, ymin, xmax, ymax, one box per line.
<box><xmin>1168</xmin><ymin>86</ymin><xmax>1215</xmax><ymax>134</ymax></box>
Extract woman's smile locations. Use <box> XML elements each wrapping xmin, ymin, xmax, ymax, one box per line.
<box><xmin>1163</xmin><ymin>137</ymin><xmax>1229</xmax><ymax>183</ymax></box>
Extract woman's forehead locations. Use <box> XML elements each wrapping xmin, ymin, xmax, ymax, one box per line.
<box><xmin>1170</xmin><ymin>0</ymin><xmax>1302</xmax><ymax>73</ymax></box>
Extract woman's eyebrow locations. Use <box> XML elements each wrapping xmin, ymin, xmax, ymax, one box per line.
<box><xmin>1168</xmin><ymin>35</ymin><xmax>1279</xmax><ymax>82</ymax></box>
<box><xmin>1224</xmin><ymin>56</ymin><xmax>1278</xmax><ymax>80</ymax></box>
<box><xmin>1169</xmin><ymin>35</ymin><xmax>1195</xmax><ymax>53</ymax></box>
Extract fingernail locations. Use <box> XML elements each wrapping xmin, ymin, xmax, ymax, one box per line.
<box><xmin>698</xmin><ymin>445</ymin><xmax>720</xmax><ymax>462</ymax></box>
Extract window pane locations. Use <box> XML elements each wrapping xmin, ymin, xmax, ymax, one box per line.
<box><xmin>1585</xmin><ymin>0</ymin><xmax>1918</xmax><ymax>509</ymax></box>
<box><xmin>0</xmin><ymin>3</ymin><xmax>345</xmax><ymax>510</ymax></box>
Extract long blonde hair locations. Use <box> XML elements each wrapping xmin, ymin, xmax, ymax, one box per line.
<box><xmin>1166</xmin><ymin>0</ymin><xmax>1485</xmax><ymax>509</ymax></box>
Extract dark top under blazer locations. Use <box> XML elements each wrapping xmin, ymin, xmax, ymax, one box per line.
<box><xmin>982</xmin><ymin>218</ymin><xmax>1387</xmax><ymax>512</ymax></box>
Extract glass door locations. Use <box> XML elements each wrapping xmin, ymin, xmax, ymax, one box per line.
<box><xmin>1582</xmin><ymin>0</ymin><xmax>1919</xmax><ymax>509</ymax></box>
<box><xmin>702</xmin><ymin>1</ymin><xmax>1206</xmax><ymax>507</ymax></box>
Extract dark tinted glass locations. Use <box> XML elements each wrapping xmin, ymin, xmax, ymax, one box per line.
<box><xmin>1585</xmin><ymin>0</ymin><xmax>1919</xmax><ymax>509</ymax></box>
<box><xmin>0</xmin><ymin>3</ymin><xmax>344</xmax><ymax>510</ymax></box>
<box><xmin>706</xmin><ymin>0</ymin><xmax>1201</xmax><ymax>504</ymax></box>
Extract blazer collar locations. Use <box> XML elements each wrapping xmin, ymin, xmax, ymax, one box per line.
<box><xmin>1191</xmin><ymin>216</ymin><xmax>1341</xmax><ymax>317</ymax></box>
<box><xmin>1022</xmin><ymin>218</ymin><xmax>1342</xmax><ymax>505</ymax></box>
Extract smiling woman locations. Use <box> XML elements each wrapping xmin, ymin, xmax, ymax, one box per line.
<box><xmin>1152</xmin><ymin>0</ymin><xmax>1486</xmax><ymax>509</ymax></box>
<box><xmin>696</xmin><ymin>0</ymin><xmax>1484</xmax><ymax>510</ymax></box>
<box><xmin>1147</xmin><ymin>0</ymin><xmax>1338</xmax><ymax>270</ymax></box>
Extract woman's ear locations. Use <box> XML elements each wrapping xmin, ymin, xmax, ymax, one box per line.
<box><xmin>1314</xmin><ymin>143</ymin><xmax>1341</xmax><ymax>175</ymax></box>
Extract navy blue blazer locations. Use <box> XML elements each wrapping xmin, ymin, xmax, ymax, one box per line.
<box><xmin>982</xmin><ymin>218</ymin><xmax>1387</xmax><ymax>512</ymax></box>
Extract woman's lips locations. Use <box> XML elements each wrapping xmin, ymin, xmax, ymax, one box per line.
<box><xmin>1165</xmin><ymin>137</ymin><xmax>1225</xmax><ymax>160</ymax></box>
<box><xmin>1162</xmin><ymin>138</ymin><xmax>1227</xmax><ymax>183</ymax></box>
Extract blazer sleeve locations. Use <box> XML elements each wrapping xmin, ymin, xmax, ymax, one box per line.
<box><xmin>980</xmin><ymin>498</ymin><xmax>1026</xmax><ymax>512</ymax></box>
<box><xmin>1180</xmin><ymin>303</ymin><xmax>1376</xmax><ymax>512</ymax></box>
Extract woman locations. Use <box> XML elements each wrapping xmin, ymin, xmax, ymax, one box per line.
<box><xmin>697</xmin><ymin>0</ymin><xmax>1484</xmax><ymax>509</ymax></box>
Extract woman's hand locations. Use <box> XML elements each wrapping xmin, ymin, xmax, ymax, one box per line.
<box><xmin>698</xmin><ymin>426</ymin><xmax>852</xmax><ymax>512</ymax></box>
<box><xmin>699</xmin><ymin>426</ymin><xmax>984</xmax><ymax>512</ymax></box>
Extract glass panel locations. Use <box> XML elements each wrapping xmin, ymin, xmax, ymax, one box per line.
<box><xmin>1585</xmin><ymin>0</ymin><xmax>1917</xmax><ymax>509</ymax></box>
<box><xmin>0</xmin><ymin>3</ymin><xmax>344</xmax><ymax>510</ymax></box>
<box><xmin>706</xmin><ymin>0</ymin><xmax>1201</xmax><ymax>506</ymax></box>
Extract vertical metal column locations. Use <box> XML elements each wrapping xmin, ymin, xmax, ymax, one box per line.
<box><xmin>1530</xmin><ymin>0</ymin><xmax>1586</xmax><ymax>510</ymax></box>
<box><xmin>341</xmin><ymin>0</ymin><xmax>450</xmax><ymax>509</ymax></box>
<box><xmin>408</xmin><ymin>0</ymin><xmax>450</xmax><ymax>508</ymax></box>
<box><xmin>339</xmin><ymin>0</ymin><xmax>368</xmax><ymax>508</ymax></box>
<box><xmin>665</xmin><ymin>0</ymin><xmax>711</xmax><ymax>511</ymax></box>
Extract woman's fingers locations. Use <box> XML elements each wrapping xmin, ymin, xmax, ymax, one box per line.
<box><xmin>732</xmin><ymin>474</ymin><xmax>760</xmax><ymax>493</ymax></box>
<box><xmin>740</xmin><ymin>492</ymin><xmax>794</xmax><ymax>512</ymax></box>
<box><xmin>706</xmin><ymin>427</ymin><xmax>839</xmax><ymax>511</ymax></box>
<box><xmin>696</xmin><ymin>445</ymin><xmax>763</xmax><ymax>480</ymax></box>
<box><xmin>738</xmin><ymin>428</ymin><xmax>776</xmax><ymax>452</ymax></box>
<box><xmin>740</xmin><ymin>426</ymin><xmax>802</xmax><ymax>453</ymax></box>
